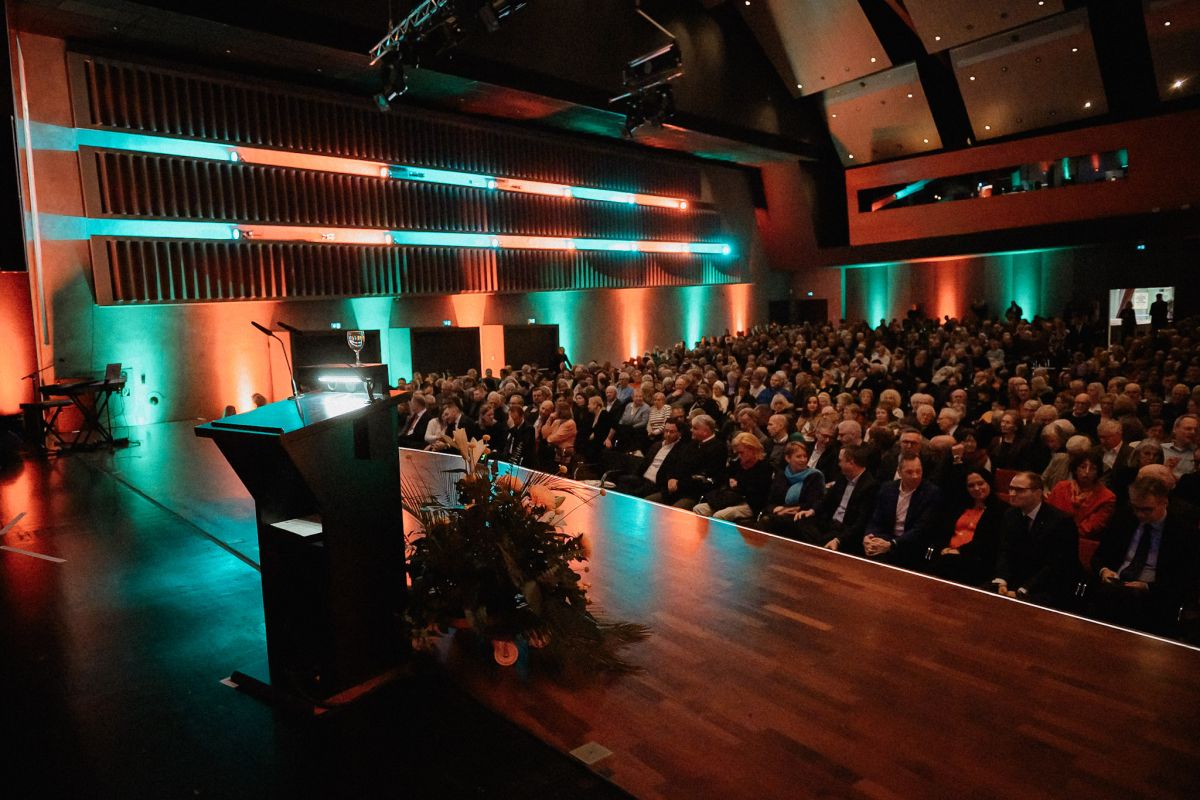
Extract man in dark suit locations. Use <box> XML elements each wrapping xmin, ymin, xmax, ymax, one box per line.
<box><xmin>500</xmin><ymin>403</ymin><xmax>537</xmax><ymax>467</ymax></box>
<box><xmin>397</xmin><ymin>393</ymin><xmax>433</xmax><ymax>449</ymax></box>
<box><xmin>672</xmin><ymin>414</ymin><xmax>727</xmax><ymax>510</ymax></box>
<box><xmin>992</xmin><ymin>472</ymin><xmax>1080</xmax><ymax>606</ymax></box>
<box><xmin>1067</xmin><ymin>393</ymin><xmax>1100</xmax><ymax>442</ymax></box>
<box><xmin>809</xmin><ymin>422</ymin><xmax>840</xmax><ymax>481</ymax></box>
<box><xmin>1096</xmin><ymin>419</ymin><xmax>1134</xmax><ymax>489</ymax></box>
<box><xmin>1089</xmin><ymin>475</ymin><xmax>1200</xmax><ymax>636</ymax></box>
<box><xmin>876</xmin><ymin>427</ymin><xmax>935</xmax><ymax>483</ymax></box>
<box><xmin>628</xmin><ymin>419</ymin><xmax>692</xmax><ymax>500</ymax></box>
<box><xmin>432</xmin><ymin>399</ymin><xmax>481</xmax><ymax>450</ymax></box>
<box><xmin>808</xmin><ymin>445</ymin><xmax>879</xmax><ymax>554</ymax></box>
<box><xmin>862</xmin><ymin>454</ymin><xmax>943</xmax><ymax>567</ymax></box>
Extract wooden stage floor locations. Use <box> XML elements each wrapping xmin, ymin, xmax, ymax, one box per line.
<box><xmin>25</xmin><ymin>420</ymin><xmax>1199</xmax><ymax>798</ymax></box>
<box><xmin>405</xmin><ymin>450</ymin><xmax>1200</xmax><ymax>800</ymax></box>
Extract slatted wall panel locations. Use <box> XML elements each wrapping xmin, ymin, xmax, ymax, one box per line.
<box><xmin>68</xmin><ymin>52</ymin><xmax>748</xmax><ymax>305</ymax></box>
<box><xmin>81</xmin><ymin>150</ymin><xmax>724</xmax><ymax>242</ymax></box>
<box><xmin>74</xmin><ymin>55</ymin><xmax>700</xmax><ymax>198</ymax></box>
<box><xmin>91</xmin><ymin>239</ymin><xmax>734</xmax><ymax>304</ymax></box>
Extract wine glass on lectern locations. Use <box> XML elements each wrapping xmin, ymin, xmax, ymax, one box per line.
<box><xmin>346</xmin><ymin>330</ymin><xmax>366</xmax><ymax>366</ymax></box>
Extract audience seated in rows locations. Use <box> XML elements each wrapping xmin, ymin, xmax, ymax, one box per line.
<box><xmin>393</xmin><ymin>306</ymin><xmax>1200</xmax><ymax>642</ymax></box>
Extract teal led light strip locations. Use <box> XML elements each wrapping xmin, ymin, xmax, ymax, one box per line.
<box><xmin>62</xmin><ymin>217</ymin><xmax>733</xmax><ymax>256</ymax></box>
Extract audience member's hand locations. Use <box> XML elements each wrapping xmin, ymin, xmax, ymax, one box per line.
<box><xmin>1123</xmin><ymin>580</ymin><xmax>1150</xmax><ymax>592</ymax></box>
<box><xmin>667</xmin><ymin>478</ymin><xmax>678</xmax><ymax>492</ymax></box>
<box><xmin>941</xmin><ymin>547</ymin><xmax>959</xmax><ymax>556</ymax></box>
<box><xmin>729</xmin><ymin>478</ymin><xmax>738</xmax><ymax>488</ymax></box>
<box><xmin>796</xmin><ymin>509</ymin><xmax>815</xmax><ymax>519</ymax></box>
<box><xmin>823</xmin><ymin>538</ymin><xmax>839</xmax><ymax>551</ymax></box>
<box><xmin>1098</xmin><ymin>567</ymin><xmax>1120</xmax><ymax>583</ymax></box>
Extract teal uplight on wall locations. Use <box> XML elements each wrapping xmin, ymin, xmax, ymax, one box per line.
<box><xmin>529</xmin><ymin>289</ymin><xmax>579</xmax><ymax>362</ymax></box>
<box><xmin>681</xmin><ymin>285</ymin><xmax>708</xmax><ymax>348</ymax></box>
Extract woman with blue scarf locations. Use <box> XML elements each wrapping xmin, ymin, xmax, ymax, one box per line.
<box><xmin>759</xmin><ymin>441</ymin><xmax>826</xmax><ymax>540</ymax></box>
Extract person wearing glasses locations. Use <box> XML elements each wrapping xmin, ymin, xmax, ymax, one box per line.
<box><xmin>1088</xmin><ymin>474</ymin><xmax>1200</xmax><ymax>636</ymax></box>
<box><xmin>992</xmin><ymin>472</ymin><xmax>1080</xmax><ymax>606</ymax></box>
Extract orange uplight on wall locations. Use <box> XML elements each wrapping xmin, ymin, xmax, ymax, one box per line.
<box><xmin>936</xmin><ymin>259</ymin><xmax>966</xmax><ymax>321</ymax></box>
<box><xmin>620</xmin><ymin>288</ymin><xmax>649</xmax><ymax>359</ymax></box>
<box><xmin>450</xmin><ymin>293</ymin><xmax>489</xmax><ymax>328</ymax></box>
<box><xmin>728</xmin><ymin>283</ymin><xmax>751</xmax><ymax>335</ymax></box>
<box><xmin>479</xmin><ymin>325</ymin><xmax>505</xmax><ymax>374</ymax></box>
<box><xmin>0</xmin><ymin>273</ymin><xmax>37</xmax><ymax>415</ymax></box>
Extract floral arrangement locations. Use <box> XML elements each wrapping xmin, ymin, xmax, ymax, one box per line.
<box><xmin>401</xmin><ymin>429</ymin><xmax>649</xmax><ymax>675</ymax></box>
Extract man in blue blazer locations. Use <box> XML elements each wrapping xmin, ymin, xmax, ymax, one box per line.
<box><xmin>862</xmin><ymin>454</ymin><xmax>943</xmax><ymax>567</ymax></box>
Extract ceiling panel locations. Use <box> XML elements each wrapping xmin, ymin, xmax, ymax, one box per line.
<box><xmin>951</xmin><ymin>9</ymin><xmax>1106</xmax><ymax>141</ymax></box>
<box><xmin>742</xmin><ymin>0</ymin><xmax>891</xmax><ymax>98</ymax></box>
<box><xmin>823</xmin><ymin>63</ymin><xmax>943</xmax><ymax>166</ymax></box>
<box><xmin>904</xmin><ymin>0</ymin><xmax>1065</xmax><ymax>53</ymax></box>
<box><xmin>1144</xmin><ymin>0</ymin><xmax>1200</xmax><ymax>100</ymax></box>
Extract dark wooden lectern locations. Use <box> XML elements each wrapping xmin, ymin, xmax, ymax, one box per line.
<box><xmin>195</xmin><ymin>392</ymin><xmax>406</xmax><ymax>706</ymax></box>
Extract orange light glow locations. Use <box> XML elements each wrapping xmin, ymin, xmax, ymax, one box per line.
<box><xmin>235</xmin><ymin>146</ymin><xmax>389</xmax><ymax>179</ymax></box>
<box><xmin>0</xmin><ymin>273</ymin><xmax>37</xmax><ymax>415</ymax></box>
<box><xmin>935</xmin><ymin>260</ymin><xmax>965</xmax><ymax>320</ymax></box>
<box><xmin>450</xmin><ymin>293</ymin><xmax>489</xmax><ymax>328</ymax></box>
<box><xmin>480</xmin><ymin>325</ymin><xmax>505</xmax><ymax>374</ymax></box>
<box><xmin>620</xmin><ymin>288</ymin><xmax>649</xmax><ymax>359</ymax></box>
<box><xmin>728</xmin><ymin>283</ymin><xmax>751</xmax><ymax>335</ymax></box>
<box><xmin>238</xmin><ymin>225</ymin><xmax>390</xmax><ymax>245</ymax></box>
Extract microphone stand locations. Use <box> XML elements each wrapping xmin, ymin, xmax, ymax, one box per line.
<box><xmin>251</xmin><ymin>322</ymin><xmax>305</xmax><ymax>425</ymax></box>
<box><xmin>22</xmin><ymin>363</ymin><xmax>54</xmax><ymax>402</ymax></box>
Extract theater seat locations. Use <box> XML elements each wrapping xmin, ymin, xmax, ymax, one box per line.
<box><xmin>994</xmin><ymin>468</ymin><xmax>1019</xmax><ymax>504</ymax></box>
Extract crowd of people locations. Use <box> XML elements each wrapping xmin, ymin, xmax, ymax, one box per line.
<box><xmin>393</xmin><ymin>307</ymin><xmax>1200</xmax><ymax>642</ymax></box>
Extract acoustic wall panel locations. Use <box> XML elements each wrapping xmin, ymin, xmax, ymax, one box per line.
<box><xmin>67</xmin><ymin>52</ymin><xmax>746</xmax><ymax>304</ymax></box>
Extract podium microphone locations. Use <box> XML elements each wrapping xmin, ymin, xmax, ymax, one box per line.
<box><xmin>251</xmin><ymin>321</ymin><xmax>304</xmax><ymax>424</ymax></box>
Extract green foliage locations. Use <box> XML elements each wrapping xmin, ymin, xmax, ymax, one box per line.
<box><xmin>403</xmin><ymin>447</ymin><xmax>648</xmax><ymax>676</ymax></box>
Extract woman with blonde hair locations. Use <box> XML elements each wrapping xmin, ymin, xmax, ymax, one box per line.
<box><xmin>693</xmin><ymin>432</ymin><xmax>773</xmax><ymax>523</ymax></box>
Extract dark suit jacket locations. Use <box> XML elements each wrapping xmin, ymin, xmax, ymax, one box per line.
<box><xmin>996</xmin><ymin>503</ymin><xmax>1080</xmax><ymax>602</ymax></box>
<box><xmin>864</xmin><ymin>480</ymin><xmax>944</xmax><ymax>563</ymax></box>
<box><xmin>642</xmin><ymin>438</ymin><xmax>693</xmax><ymax>493</ymax></box>
<box><xmin>502</xmin><ymin>422</ymin><xmax>537</xmax><ymax>466</ymax></box>
<box><xmin>397</xmin><ymin>408</ymin><xmax>433</xmax><ymax>449</ymax></box>
<box><xmin>936</xmin><ymin>498</ymin><xmax>1006</xmax><ymax>586</ymax></box>
<box><xmin>443</xmin><ymin>414</ymin><xmax>481</xmax><ymax>442</ymax></box>
<box><xmin>811</xmin><ymin>442</ymin><xmax>841</xmax><ymax>481</ymax></box>
<box><xmin>815</xmin><ymin>470</ymin><xmax>880</xmax><ymax>552</ymax></box>
<box><xmin>1091</xmin><ymin>505</ymin><xmax>1200</xmax><ymax>613</ymax></box>
<box><xmin>679</xmin><ymin>436</ymin><xmax>728</xmax><ymax>498</ymax></box>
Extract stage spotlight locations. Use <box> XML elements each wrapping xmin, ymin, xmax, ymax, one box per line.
<box><xmin>373</xmin><ymin>50</ymin><xmax>408</xmax><ymax>111</ymax></box>
<box><xmin>623</xmin><ymin>84</ymin><xmax>675</xmax><ymax>138</ymax></box>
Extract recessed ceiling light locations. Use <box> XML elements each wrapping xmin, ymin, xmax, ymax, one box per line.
<box><xmin>1172</xmin><ymin>79</ymin><xmax>1185</xmax><ymax>90</ymax></box>
<box><xmin>907</xmin><ymin>93</ymin><xmax>913</xmax><ymax>98</ymax></box>
<box><xmin>1164</xmin><ymin>20</ymin><xmax>1171</xmax><ymax>26</ymax></box>
<box><xmin>934</xmin><ymin>35</ymin><xmax>942</xmax><ymax>41</ymax></box>
<box><xmin>923</xmin><ymin>138</ymin><xmax>929</xmax><ymax>143</ymax></box>
<box><xmin>797</xmin><ymin>83</ymin><xmax>803</xmax><ymax>89</ymax></box>
<box><xmin>1084</xmin><ymin>101</ymin><xmax>1092</xmax><ymax>109</ymax></box>
<box><xmin>1071</xmin><ymin>47</ymin><xmax>1079</xmax><ymax>53</ymax></box>
<box><xmin>831</xmin><ymin>113</ymin><xmax>837</xmax><ymax>118</ymax></box>
<box><xmin>870</xmin><ymin>57</ymin><xmax>877</xmax><ymax>63</ymax></box>
<box><xmin>848</xmin><ymin>154</ymin><xmax>855</xmax><ymax>159</ymax></box>
<box><xmin>969</xmin><ymin>75</ymin><xmax>976</xmax><ymax>81</ymax></box>
<box><xmin>1038</xmin><ymin>1</ymin><xmax>1044</xmax><ymax>6</ymax></box>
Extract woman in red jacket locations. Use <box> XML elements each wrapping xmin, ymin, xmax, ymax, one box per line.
<box><xmin>1045</xmin><ymin>450</ymin><xmax>1115</xmax><ymax>540</ymax></box>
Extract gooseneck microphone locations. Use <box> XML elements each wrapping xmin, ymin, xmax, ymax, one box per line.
<box><xmin>250</xmin><ymin>321</ymin><xmax>304</xmax><ymax>424</ymax></box>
